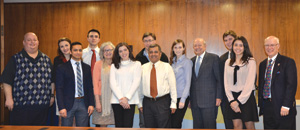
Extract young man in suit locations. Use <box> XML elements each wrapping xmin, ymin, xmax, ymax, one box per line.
<box><xmin>56</xmin><ymin>42</ymin><xmax>95</xmax><ymax>126</ymax></box>
<box><xmin>190</xmin><ymin>38</ymin><xmax>222</xmax><ymax>129</ymax></box>
<box><xmin>258</xmin><ymin>36</ymin><xmax>297</xmax><ymax>129</ymax></box>
<box><xmin>219</xmin><ymin>30</ymin><xmax>237</xmax><ymax>129</ymax></box>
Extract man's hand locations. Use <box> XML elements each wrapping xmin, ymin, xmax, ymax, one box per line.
<box><xmin>216</xmin><ymin>98</ymin><xmax>221</xmax><ymax>106</ymax></box>
<box><xmin>59</xmin><ymin>109</ymin><xmax>67</xmax><ymax>118</ymax></box>
<box><xmin>280</xmin><ymin>107</ymin><xmax>289</xmax><ymax>116</ymax></box>
<box><xmin>139</xmin><ymin>107</ymin><xmax>143</xmax><ymax>113</ymax></box>
<box><xmin>171</xmin><ymin>108</ymin><xmax>176</xmax><ymax>114</ymax></box>
<box><xmin>88</xmin><ymin>106</ymin><xmax>94</xmax><ymax>116</ymax></box>
<box><xmin>179</xmin><ymin>102</ymin><xmax>185</xmax><ymax>109</ymax></box>
<box><xmin>49</xmin><ymin>97</ymin><xmax>55</xmax><ymax>107</ymax></box>
<box><xmin>188</xmin><ymin>101</ymin><xmax>191</xmax><ymax>108</ymax></box>
<box><xmin>5</xmin><ymin>98</ymin><xmax>14</xmax><ymax>111</ymax></box>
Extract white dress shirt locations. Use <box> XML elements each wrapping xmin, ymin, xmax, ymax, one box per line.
<box><xmin>139</xmin><ymin>61</ymin><xmax>177</xmax><ymax>109</ymax></box>
<box><xmin>82</xmin><ymin>46</ymin><xmax>101</xmax><ymax>66</ymax></box>
<box><xmin>70</xmin><ymin>58</ymin><xmax>84</xmax><ymax>97</ymax></box>
<box><xmin>110</xmin><ymin>60</ymin><xmax>142</xmax><ymax>104</ymax></box>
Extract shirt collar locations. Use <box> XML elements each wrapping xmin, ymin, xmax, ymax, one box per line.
<box><xmin>87</xmin><ymin>45</ymin><xmax>100</xmax><ymax>52</ymax></box>
<box><xmin>151</xmin><ymin>60</ymin><xmax>161</xmax><ymax>67</ymax></box>
<box><xmin>197</xmin><ymin>51</ymin><xmax>206</xmax><ymax>58</ymax></box>
<box><xmin>71</xmin><ymin>58</ymin><xmax>81</xmax><ymax>65</ymax></box>
<box><xmin>143</xmin><ymin>48</ymin><xmax>150</xmax><ymax>61</ymax></box>
<box><xmin>268</xmin><ymin>53</ymin><xmax>278</xmax><ymax>63</ymax></box>
<box><xmin>173</xmin><ymin>55</ymin><xmax>186</xmax><ymax>63</ymax></box>
<box><xmin>143</xmin><ymin>49</ymin><xmax>148</xmax><ymax>56</ymax></box>
<box><xmin>21</xmin><ymin>49</ymin><xmax>43</xmax><ymax>60</ymax></box>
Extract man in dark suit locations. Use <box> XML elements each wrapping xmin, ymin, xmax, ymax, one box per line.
<box><xmin>190</xmin><ymin>38</ymin><xmax>222</xmax><ymax>129</ymax></box>
<box><xmin>219</xmin><ymin>30</ymin><xmax>237</xmax><ymax>129</ymax></box>
<box><xmin>56</xmin><ymin>42</ymin><xmax>95</xmax><ymax>126</ymax></box>
<box><xmin>258</xmin><ymin>36</ymin><xmax>297</xmax><ymax>129</ymax></box>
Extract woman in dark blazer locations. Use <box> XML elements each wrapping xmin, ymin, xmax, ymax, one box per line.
<box><xmin>51</xmin><ymin>37</ymin><xmax>71</xmax><ymax>126</ymax></box>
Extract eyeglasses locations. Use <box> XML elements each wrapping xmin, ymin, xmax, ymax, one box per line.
<box><xmin>104</xmin><ymin>49</ymin><xmax>113</xmax><ymax>53</ymax></box>
<box><xmin>89</xmin><ymin>35</ymin><xmax>99</xmax><ymax>38</ymax></box>
<box><xmin>264</xmin><ymin>44</ymin><xmax>278</xmax><ymax>47</ymax></box>
<box><xmin>143</xmin><ymin>39</ymin><xmax>154</xmax><ymax>43</ymax></box>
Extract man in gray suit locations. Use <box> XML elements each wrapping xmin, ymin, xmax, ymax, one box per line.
<box><xmin>190</xmin><ymin>38</ymin><xmax>222</xmax><ymax>129</ymax></box>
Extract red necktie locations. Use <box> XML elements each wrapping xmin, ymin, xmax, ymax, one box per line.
<box><xmin>91</xmin><ymin>50</ymin><xmax>96</xmax><ymax>76</ymax></box>
<box><xmin>150</xmin><ymin>64</ymin><xmax>158</xmax><ymax>98</ymax></box>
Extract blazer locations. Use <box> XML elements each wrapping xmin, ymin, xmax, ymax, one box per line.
<box><xmin>258</xmin><ymin>53</ymin><xmax>297</xmax><ymax>119</ymax></box>
<box><xmin>56</xmin><ymin>60</ymin><xmax>95</xmax><ymax>111</ymax></box>
<box><xmin>219</xmin><ymin>51</ymin><xmax>229</xmax><ymax>100</ymax></box>
<box><xmin>190</xmin><ymin>52</ymin><xmax>222</xmax><ymax>108</ymax></box>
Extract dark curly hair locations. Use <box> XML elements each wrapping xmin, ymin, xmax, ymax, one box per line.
<box><xmin>112</xmin><ymin>42</ymin><xmax>135</xmax><ymax>69</ymax></box>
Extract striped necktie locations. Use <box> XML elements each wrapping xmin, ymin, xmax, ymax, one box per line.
<box><xmin>76</xmin><ymin>62</ymin><xmax>83</xmax><ymax>97</ymax></box>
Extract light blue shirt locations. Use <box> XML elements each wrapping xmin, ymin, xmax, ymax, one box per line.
<box><xmin>143</xmin><ymin>49</ymin><xmax>150</xmax><ymax>61</ymax></box>
<box><xmin>172</xmin><ymin>55</ymin><xmax>193</xmax><ymax>103</ymax></box>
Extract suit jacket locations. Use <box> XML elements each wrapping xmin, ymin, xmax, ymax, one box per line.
<box><xmin>56</xmin><ymin>60</ymin><xmax>95</xmax><ymax>111</ymax></box>
<box><xmin>190</xmin><ymin>52</ymin><xmax>222</xmax><ymax>108</ymax></box>
<box><xmin>219</xmin><ymin>51</ymin><xmax>229</xmax><ymax>100</ymax></box>
<box><xmin>258</xmin><ymin>53</ymin><xmax>297</xmax><ymax>119</ymax></box>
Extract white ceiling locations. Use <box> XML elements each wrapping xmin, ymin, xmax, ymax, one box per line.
<box><xmin>4</xmin><ymin>0</ymin><xmax>109</xmax><ymax>3</ymax></box>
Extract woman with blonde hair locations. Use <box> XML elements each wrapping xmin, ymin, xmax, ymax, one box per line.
<box><xmin>92</xmin><ymin>42</ymin><xmax>115</xmax><ymax>127</ymax></box>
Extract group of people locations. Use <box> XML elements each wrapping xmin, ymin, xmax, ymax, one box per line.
<box><xmin>0</xmin><ymin>29</ymin><xmax>297</xmax><ymax>130</ymax></box>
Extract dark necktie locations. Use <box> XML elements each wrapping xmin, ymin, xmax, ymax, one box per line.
<box><xmin>263</xmin><ymin>59</ymin><xmax>273</xmax><ymax>98</ymax></box>
<box><xmin>76</xmin><ymin>62</ymin><xmax>83</xmax><ymax>97</ymax></box>
<box><xmin>150</xmin><ymin>64</ymin><xmax>158</xmax><ymax>98</ymax></box>
<box><xmin>91</xmin><ymin>49</ymin><xmax>96</xmax><ymax>76</ymax></box>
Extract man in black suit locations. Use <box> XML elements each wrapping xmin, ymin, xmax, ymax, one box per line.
<box><xmin>258</xmin><ymin>36</ymin><xmax>297</xmax><ymax>129</ymax></box>
<box><xmin>219</xmin><ymin>30</ymin><xmax>237</xmax><ymax>129</ymax></box>
<box><xmin>56</xmin><ymin>42</ymin><xmax>95</xmax><ymax>126</ymax></box>
<box><xmin>190</xmin><ymin>38</ymin><xmax>222</xmax><ymax>129</ymax></box>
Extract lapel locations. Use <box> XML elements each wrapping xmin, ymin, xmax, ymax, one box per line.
<box><xmin>81</xmin><ymin>61</ymin><xmax>86</xmax><ymax>86</ymax></box>
<box><xmin>225</xmin><ymin>52</ymin><xmax>229</xmax><ymax>60</ymax></box>
<box><xmin>271</xmin><ymin>54</ymin><xmax>281</xmax><ymax>86</ymax></box>
<box><xmin>261</xmin><ymin>59</ymin><xmax>267</xmax><ymax>85</ymax></box>
<box><xmin>191</xmin><ymin>56</ymin><xmax>197</xmax><ymax>78</ymax></box>
<box><xmin>197</xmin><ymin>52</ymin><xmax>208</xmax><ymax>77</ymax></box>
<box><xmin>66</xmin><ymin>61</ymin><xmax>75</xmax><ymax>83</ymax></box>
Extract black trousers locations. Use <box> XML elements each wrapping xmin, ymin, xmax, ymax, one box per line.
<box><xmin>220</xmin><ymin>96</ymin><xmax>234</xmax><ymax>129</ymax></box>
<box><xmin>10</xmin><ymin>107</ymin><xmax>49</xmax><ymax>125</ymax></box>
<box><xmin>263</xmin><ymin>99</ymin><xmax>296</xmax><ymax>129</ymax></box>
<box><xmin>143</xmin><ymin>94</ymin><xmax>171</xmax><ymax>128</ymax></box>
<box><xmin>111</xmin><ymin>104</ymin><xmax>135</xmax><ymax>128</ymax></box>
<box><xmin>171</xmin><ymin>97</ymin><xmax>189</xmax><ymax>128</ymax></box>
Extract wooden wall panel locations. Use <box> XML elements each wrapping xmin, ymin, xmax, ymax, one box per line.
<box><xmin>3</xmin><ymin>0</ymin><xmax>300</xmax><ymax>98</ymax></box>
<box><xmin>124</xmin><ymin>0</ymin><xmax>187</xmax><ymax>57</ymax></box>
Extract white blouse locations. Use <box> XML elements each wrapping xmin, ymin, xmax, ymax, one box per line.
<box><xmin>110</xmin><ymin>60</ymin><xmax>142</xmax><ymax>104</ymax></box>
<box><xmin>224</xmin><ymin>58</ymin><xmax>256</xmax><ymax>104</ymax></box>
